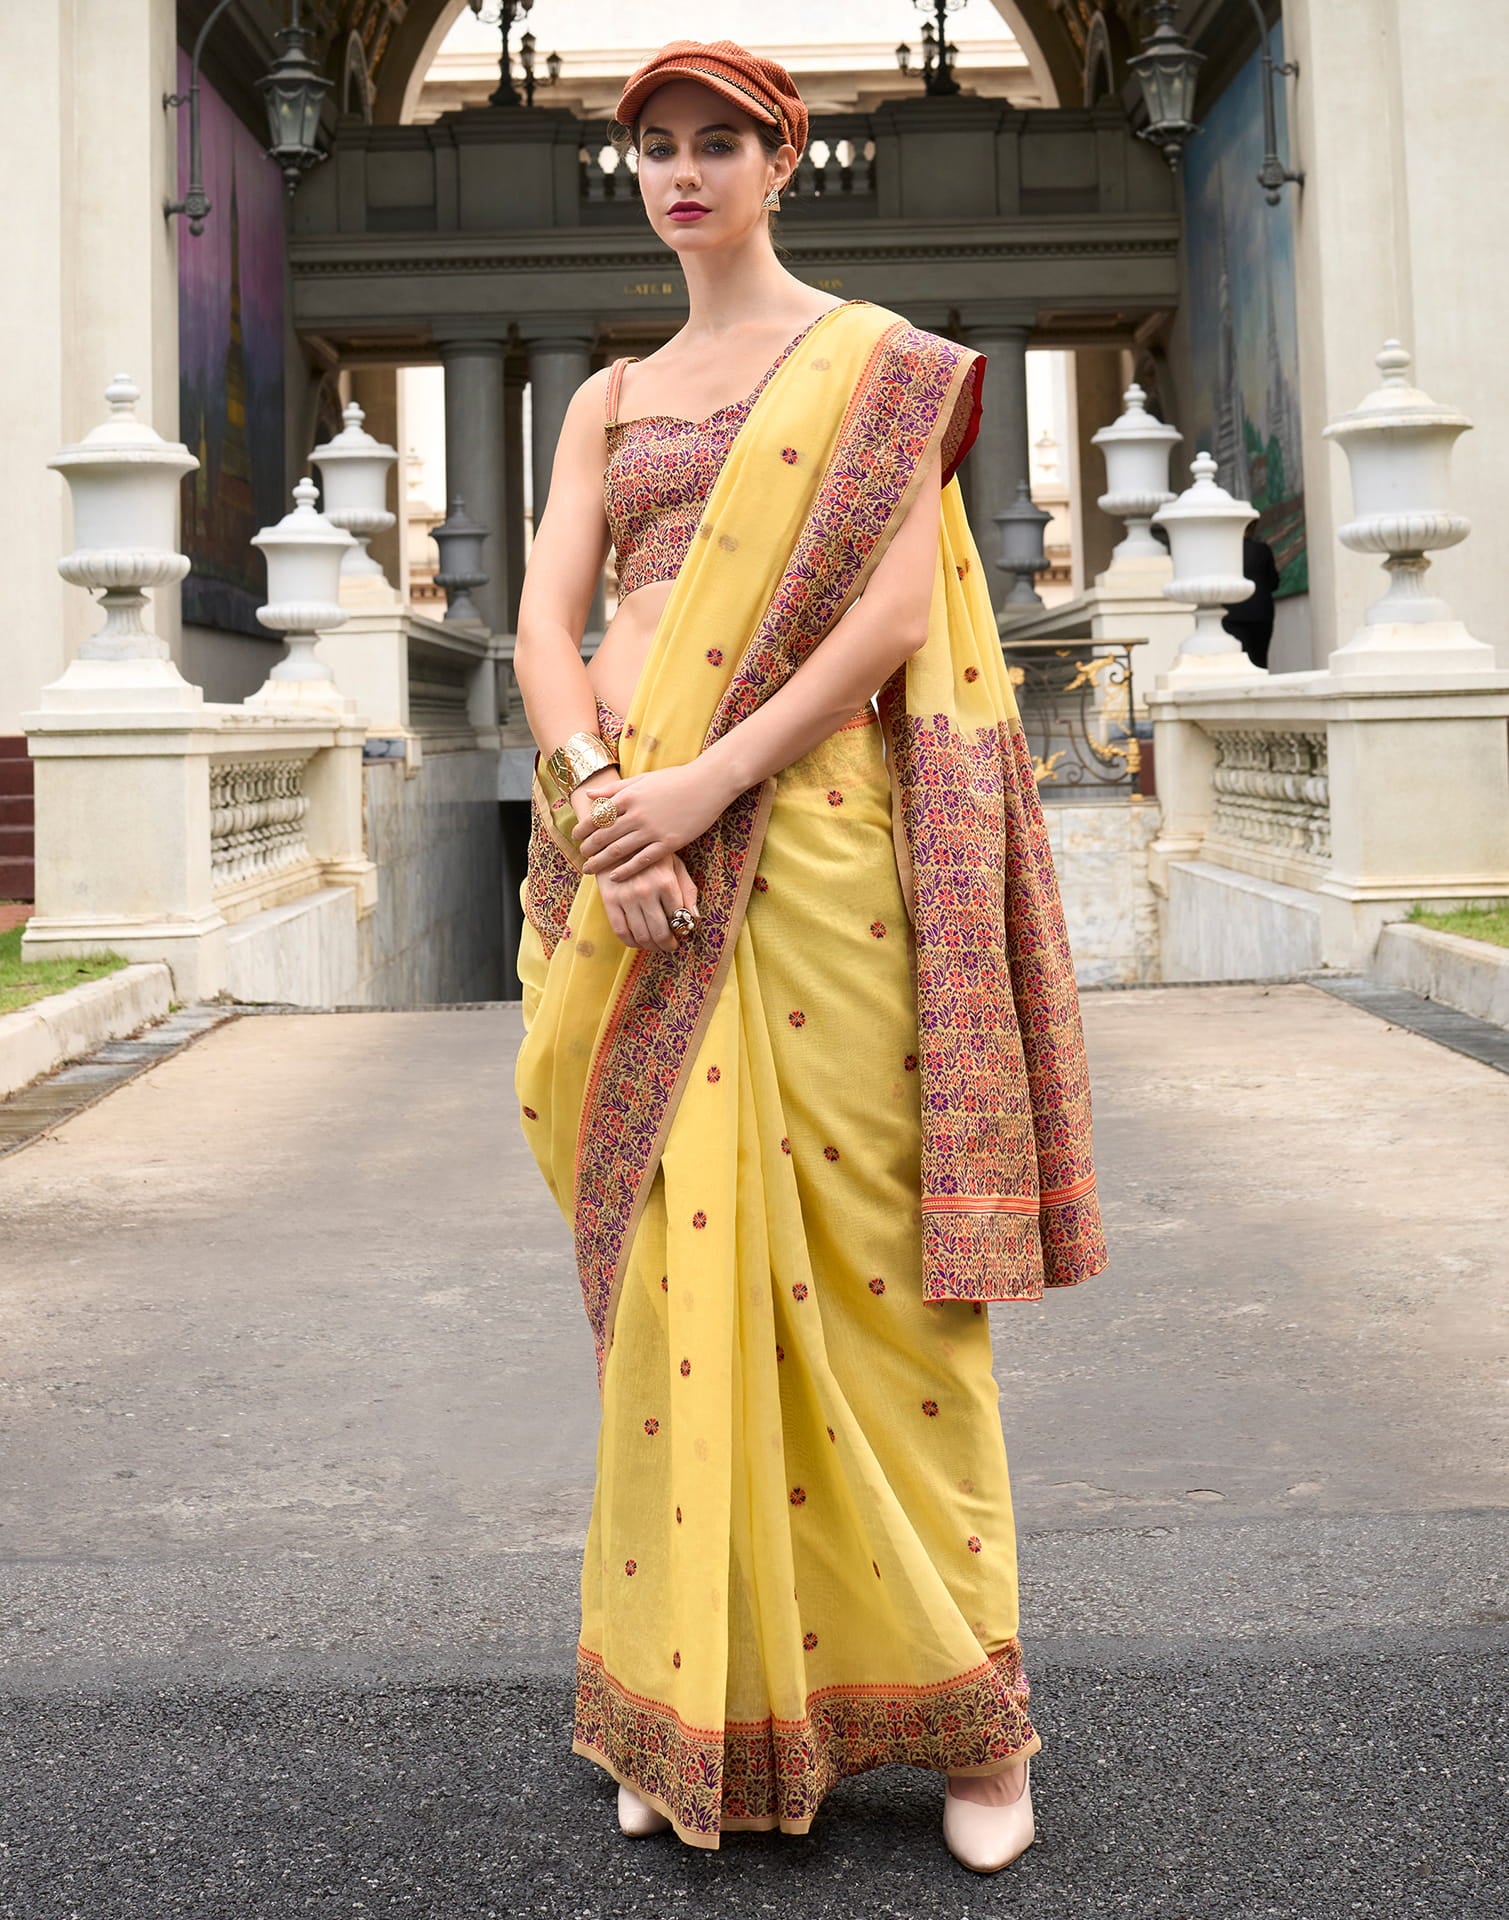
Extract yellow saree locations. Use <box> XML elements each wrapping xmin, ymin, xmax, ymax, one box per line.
<box><xmin>515</xmin><ymin>299</ymin><xmax>1106</xmax><ymax>1847</ymax></box>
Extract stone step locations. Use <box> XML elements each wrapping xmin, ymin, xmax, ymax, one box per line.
<box><xmin>0</xmin><ymin>852</ymin><xmax>36</xmax><ymax>901</ymax></box>
<box><xmin>0</xmin><ymin>749</ymin><xmax>34</xmax><ymax>798</ymax></box>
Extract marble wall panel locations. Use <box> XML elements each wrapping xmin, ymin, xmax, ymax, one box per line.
<box><xmin>359</xmin><ymin>748</ymin><xmax>503</xmax><ymax>1005</ymax></box>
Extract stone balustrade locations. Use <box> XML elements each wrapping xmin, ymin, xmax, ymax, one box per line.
<box><xmin>23</xmin><ymin>698</ymin><xmax>375</xmax><ymax>1002</ymax></box>
<box><xmin>210</xmin><ymin>754</ymin><xmax>315</xmax><ymax>897</ymax></box>
<box><xmin>1206</xmin><ymin>727</ymin><xmax>1331</xmax><ymax>875</ymax></box>
<box><xmin>580</xmin><ymin>121</ymin><xmax>877</xmax><ymax>209</ymax></box>
<box><xmin>1147</xmin><ymin>669</ymin><xmax>1509</xmax><ymax>978</ymax></box>
<box><xmin>295</xmin><ymin>101</ymin><xmax>1170</xmax><ymax>245</ymax></box>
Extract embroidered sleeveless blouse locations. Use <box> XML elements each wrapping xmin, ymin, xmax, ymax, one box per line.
<box><xmin>602</xmin><ymin>313</ymin><xmax>835</xmax><ymax>599</ymax></box>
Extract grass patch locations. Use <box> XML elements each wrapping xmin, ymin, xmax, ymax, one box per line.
<box><xmin>0</xmin><ymin>925</ymin><xmax>129</xmax><ymax>1016</ymax></box>
<box><xmin>1406</xmin><ymin>902</ymin><xmax>1509</xmax><ymax>951</ymax></box>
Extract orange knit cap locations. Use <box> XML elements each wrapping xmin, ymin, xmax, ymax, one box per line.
<box><xmin>614</xmin><ymin>40</ymin><xmax>809</xmax><ymax>160</ymax></box>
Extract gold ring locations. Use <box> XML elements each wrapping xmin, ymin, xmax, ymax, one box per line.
<box><xmin>668</xmin><ymin>908</ymin><xmax>696</xmax><ymax>937</ymax></box>
<box><xmin>591</xmin><ymin>795</ymin><xmax>619</xmax><ymax>829</ymax></box>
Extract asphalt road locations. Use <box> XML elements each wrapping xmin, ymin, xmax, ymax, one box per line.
<box><xmin>1</xmin><ymin>988</ymin><xmax>1505</xmax><ymax>1918</ymax></box>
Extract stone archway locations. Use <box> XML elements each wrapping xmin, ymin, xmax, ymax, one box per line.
<box><xmin>367</xmin><ymin>0</ymin><xmax>1093</xmax><ymax>125</ymax></box>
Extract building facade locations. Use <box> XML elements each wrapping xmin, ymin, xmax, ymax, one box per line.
<box><xmin>4</xmin><ymin>0</ymin><xmax>1505</xmax><ymax>992</ymax></box>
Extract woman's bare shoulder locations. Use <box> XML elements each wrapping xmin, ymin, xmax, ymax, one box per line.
<box><xmin>564</xmin><ymin>362</ymin><xmax>615</xmax><ymax>419</ymax></box>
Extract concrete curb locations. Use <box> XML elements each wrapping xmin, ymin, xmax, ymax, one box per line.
<box><xmin>0</xmin><ymin>963</ymin><xmax>174</xmax><ymax>1100</ymax></box>
<box><xmin>1372</xmin><ymin>920</ymin><xmax>1509</xmax><ymax>1029</ymax></box>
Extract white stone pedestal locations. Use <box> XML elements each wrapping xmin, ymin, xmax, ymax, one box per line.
<box><xmin>1147</xmin><ymin>662</ymin><xmax>1509</xmax><ymax>976</ymax></box>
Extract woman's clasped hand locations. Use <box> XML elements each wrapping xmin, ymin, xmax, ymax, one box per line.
<box><xmin>569</xmin><ymin>763</ymin><xmax>725</xmax><ymax>954</ymax></box>
<box><xmin>569</xmin><ymin>760</ymin><xmax>728</xmax><ymax>876</ymax></box>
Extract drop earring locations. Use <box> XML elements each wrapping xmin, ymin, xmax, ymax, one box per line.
<box><xmin>762</xmin><ymin>186</ymin><xmax>781</xmax><ymax>210</ymax></box>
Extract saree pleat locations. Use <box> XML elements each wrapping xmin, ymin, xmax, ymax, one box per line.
<box><xmin>521</xmin><ymin>702</ymin><xmax>1040</xmax><ymax>1849</ymax></box>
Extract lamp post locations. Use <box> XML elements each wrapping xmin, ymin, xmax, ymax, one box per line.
<box><xmin>518</xmin><ymin>32</ymin><xmax>562</xmax><ymax>107</ymax></box>
<box><xmin>470</xmin><ymin>0</ymin><xmax>561</xmax><ymax>109</ymax></box>
<box><xmin>894</xmin><ymin>0</ymin><xmax>966</xmax><ymax>97</ymax></box>
<box><xmin>1152</xmin><ymin>452</ymin><xmax>1261</xmax><ymax>677</ymax></box>
<box><xmin>166</xmin><ymin>0</ymin><xmax>328</xmax><ymax>231</ymax></box>
<box><xmin>1128</xmin><ymin>1</ymin><xmax>1204</xmax><ymax>170</ymax></box>
<box><xmin>1131</xmin><ymin>0</ymin><xmax>1301</xmax><ymax>200</ymax></box>
<box><xmin>258</xmin><ymin>0</ymin><xmax>334</xmax><ymax>197</ymax></box>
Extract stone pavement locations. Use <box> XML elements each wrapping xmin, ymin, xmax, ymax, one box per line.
<box><xmin>0</xmin><ymin>986</ymin><xmax>1504</xmax><ymax>1918</ymax></box>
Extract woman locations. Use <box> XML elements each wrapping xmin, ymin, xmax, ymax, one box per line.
<box><xmin>512</xmin><ymin>39</ymin><xmax>1106</xmax><ymax>1870</ymax></box>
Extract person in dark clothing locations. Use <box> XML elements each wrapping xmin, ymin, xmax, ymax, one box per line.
<box><xmin>1222</xmin><ymin>533</ymin><xmax>1282</xmax><ymax>670</ymax></box>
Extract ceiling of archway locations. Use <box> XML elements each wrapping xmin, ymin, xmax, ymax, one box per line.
<box><xmin>297</xmin><ymin>0</ymin><xmax>1134</xmax><ymax>123</ymax></box>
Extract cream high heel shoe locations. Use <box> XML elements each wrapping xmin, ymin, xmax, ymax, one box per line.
<box><xmin>617</xmin><ymin>1781</ymin><xmax>673</xmax><ymax>1837</ymax></box>
<box><xmin>942</xmin><ymin>1757</ymin><xmax>1035</xmax><ymax>1873</ymax></box>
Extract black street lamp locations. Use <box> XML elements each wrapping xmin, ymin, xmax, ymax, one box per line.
<box><xmin>894</xmin><ymin>0</ymin><xmax>967</xmax><ymax>98</ymax></box>
<box><xmin>470</xmin><ymin>0</ymin><xmax>560</xmax><ymax>109</ymax></box>
<box><xmin>166</xmin><ymin>0</ymin><xmax>329</xmax><ymax>232</ymax></box>
<box><xmin>1131</xmin><ymin>0</ymin><xmax>1302</xmax><ymax>199</ymax></box>
<box><xmin>258</xmin><ymin>1</ymin><xmax>333</xmax><ymax>196</ymax></box>
<box><xmin>1128</xmin><ymin>1</ymin><xmax>1204</xmax><ymax>170</ymax></box>
<box><xmin>519</xmin><ymin>31</ymin><xmax>562</xmax><ymax>108</ymax></box>
<box><xmin>1243</xmin><ymin>0</ymin><xmax>1304</xmax><ymax>204</ymax></box>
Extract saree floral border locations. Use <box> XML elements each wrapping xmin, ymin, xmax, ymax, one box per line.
<box><xmin>573</xmin><ymin>1637</ymin><xmax>1039</xmax><ymax>1848</ymax></box>
<box><xmin>524</xmin><ymin>698</ymin><xmax>622</xmax><ymax>961</ymax></box>
<box><xmin>879</xmin><ymin>703</ymin><xmax>1108</xmax><ymax>1296</ymax></box>
<box><xmin>569</xmin><ymin>322</ymin><xmax>974</xmax><ymax>1387</ymax></box>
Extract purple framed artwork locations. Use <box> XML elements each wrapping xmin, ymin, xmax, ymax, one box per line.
<box><xmin>176</xmin><ymin>51</ymin><xmax>287</xmax><ymax>635</ymax></box>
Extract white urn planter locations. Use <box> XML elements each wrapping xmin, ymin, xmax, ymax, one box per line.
<box><xmin>1092</xmin><ymin>382</ymin><xmax>1181</xmax><ymax>567</ymax></box>
<box><xmin>1322</xmin><ymin>341</ymin><xmax>1495</xmax><ymax>676</ymax></box>
<box><xmin>311</xmin><ymin>401</ymin><xmax>397</xmax><ymax>585</ymax></box>
<box><xmin>42</xmin><ymin>374</ymin><xmax>203</xmax><ymax>709</ymax></box>
<box><xmin>247</xmin><ymin>478</ymin><xmax>357</xmax><ymax>713</ymax></box>
<box><xmin>1152</xmin><ymin>452</ymin><xmax>1262</xmax><ymax>681</ymax></box>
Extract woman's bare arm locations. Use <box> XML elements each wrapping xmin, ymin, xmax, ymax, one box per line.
<box><xmin>513</xmin><ymin>368</ymin><xmax>702</xmax><ymax>955</ymax></box>
<box><xmin>512</xmin><ymin>369</ymin><xmax>619</xmax><ymax>804</ymax></box>
<box><xmin>698</xmin><ymin>443</ymin><xmax>941</xmax><ymax>801</ymax></box>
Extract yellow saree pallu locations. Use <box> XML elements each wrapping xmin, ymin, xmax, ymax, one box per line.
<box><xmin>514</xmin><ymin>299</ymin><xmax>1107</xmax><ymax>1847</ymax></box>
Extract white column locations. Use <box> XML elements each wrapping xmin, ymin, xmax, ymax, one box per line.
<box><xmin>3</xmin><ymin>0</ymin><xmax>180</xmax><ymax>733</ymax></box>
<box><xmin>1286</xmin><ymin>0</ymin><xmax>1509</xmax><ymax>668</ymax></box>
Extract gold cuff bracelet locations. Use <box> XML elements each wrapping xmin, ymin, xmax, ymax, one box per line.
<box><xmin>540</xmin><ymin>730</ymin><xmax>619</xmax><ymax>805</ymax></box>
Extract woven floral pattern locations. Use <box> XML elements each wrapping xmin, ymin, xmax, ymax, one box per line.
<box><xmin>604</xmin><ymin>315</ymin><xmax>834</xmax><ymax>596</ymax></box>
<box><xmin>878</xmin><ymin>701</ymin><xmax>1106</xmax><ymax>1296</ymax></box>
<box><xmin>573</xmin><ymin>1638</ymin><xmax>1038</xmax><ymax>1843</ymax></box>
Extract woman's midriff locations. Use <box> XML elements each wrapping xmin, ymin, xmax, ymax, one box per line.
<box><xmin>583</xmin><ymin>580</ymin><xmax>671</xmax><ymax>721</ymax></box>
<box><xmin>585</xmin><ymin>580</ymin><xmax>876</xmax><ymax>738</ymax></box>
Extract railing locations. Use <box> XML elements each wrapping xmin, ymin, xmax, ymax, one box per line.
<box><xmin>1207</xmin><ymin>727</ymin><xmax>1330</xmax><ymax>871</ymax></box>
<box><xmin>580</xmin><ymin>116</ymin><xmax>878</xmax><ymax>215</ymax></box>
<box><xmin>210</xmin><ymin>755</ymin><xmax>313</xmax><ymax>893</ymax></box>
<box><xmin>1001</xmin><ymin>638</ymin><xmax>1141</xmax><ymax>799</ymax></box>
